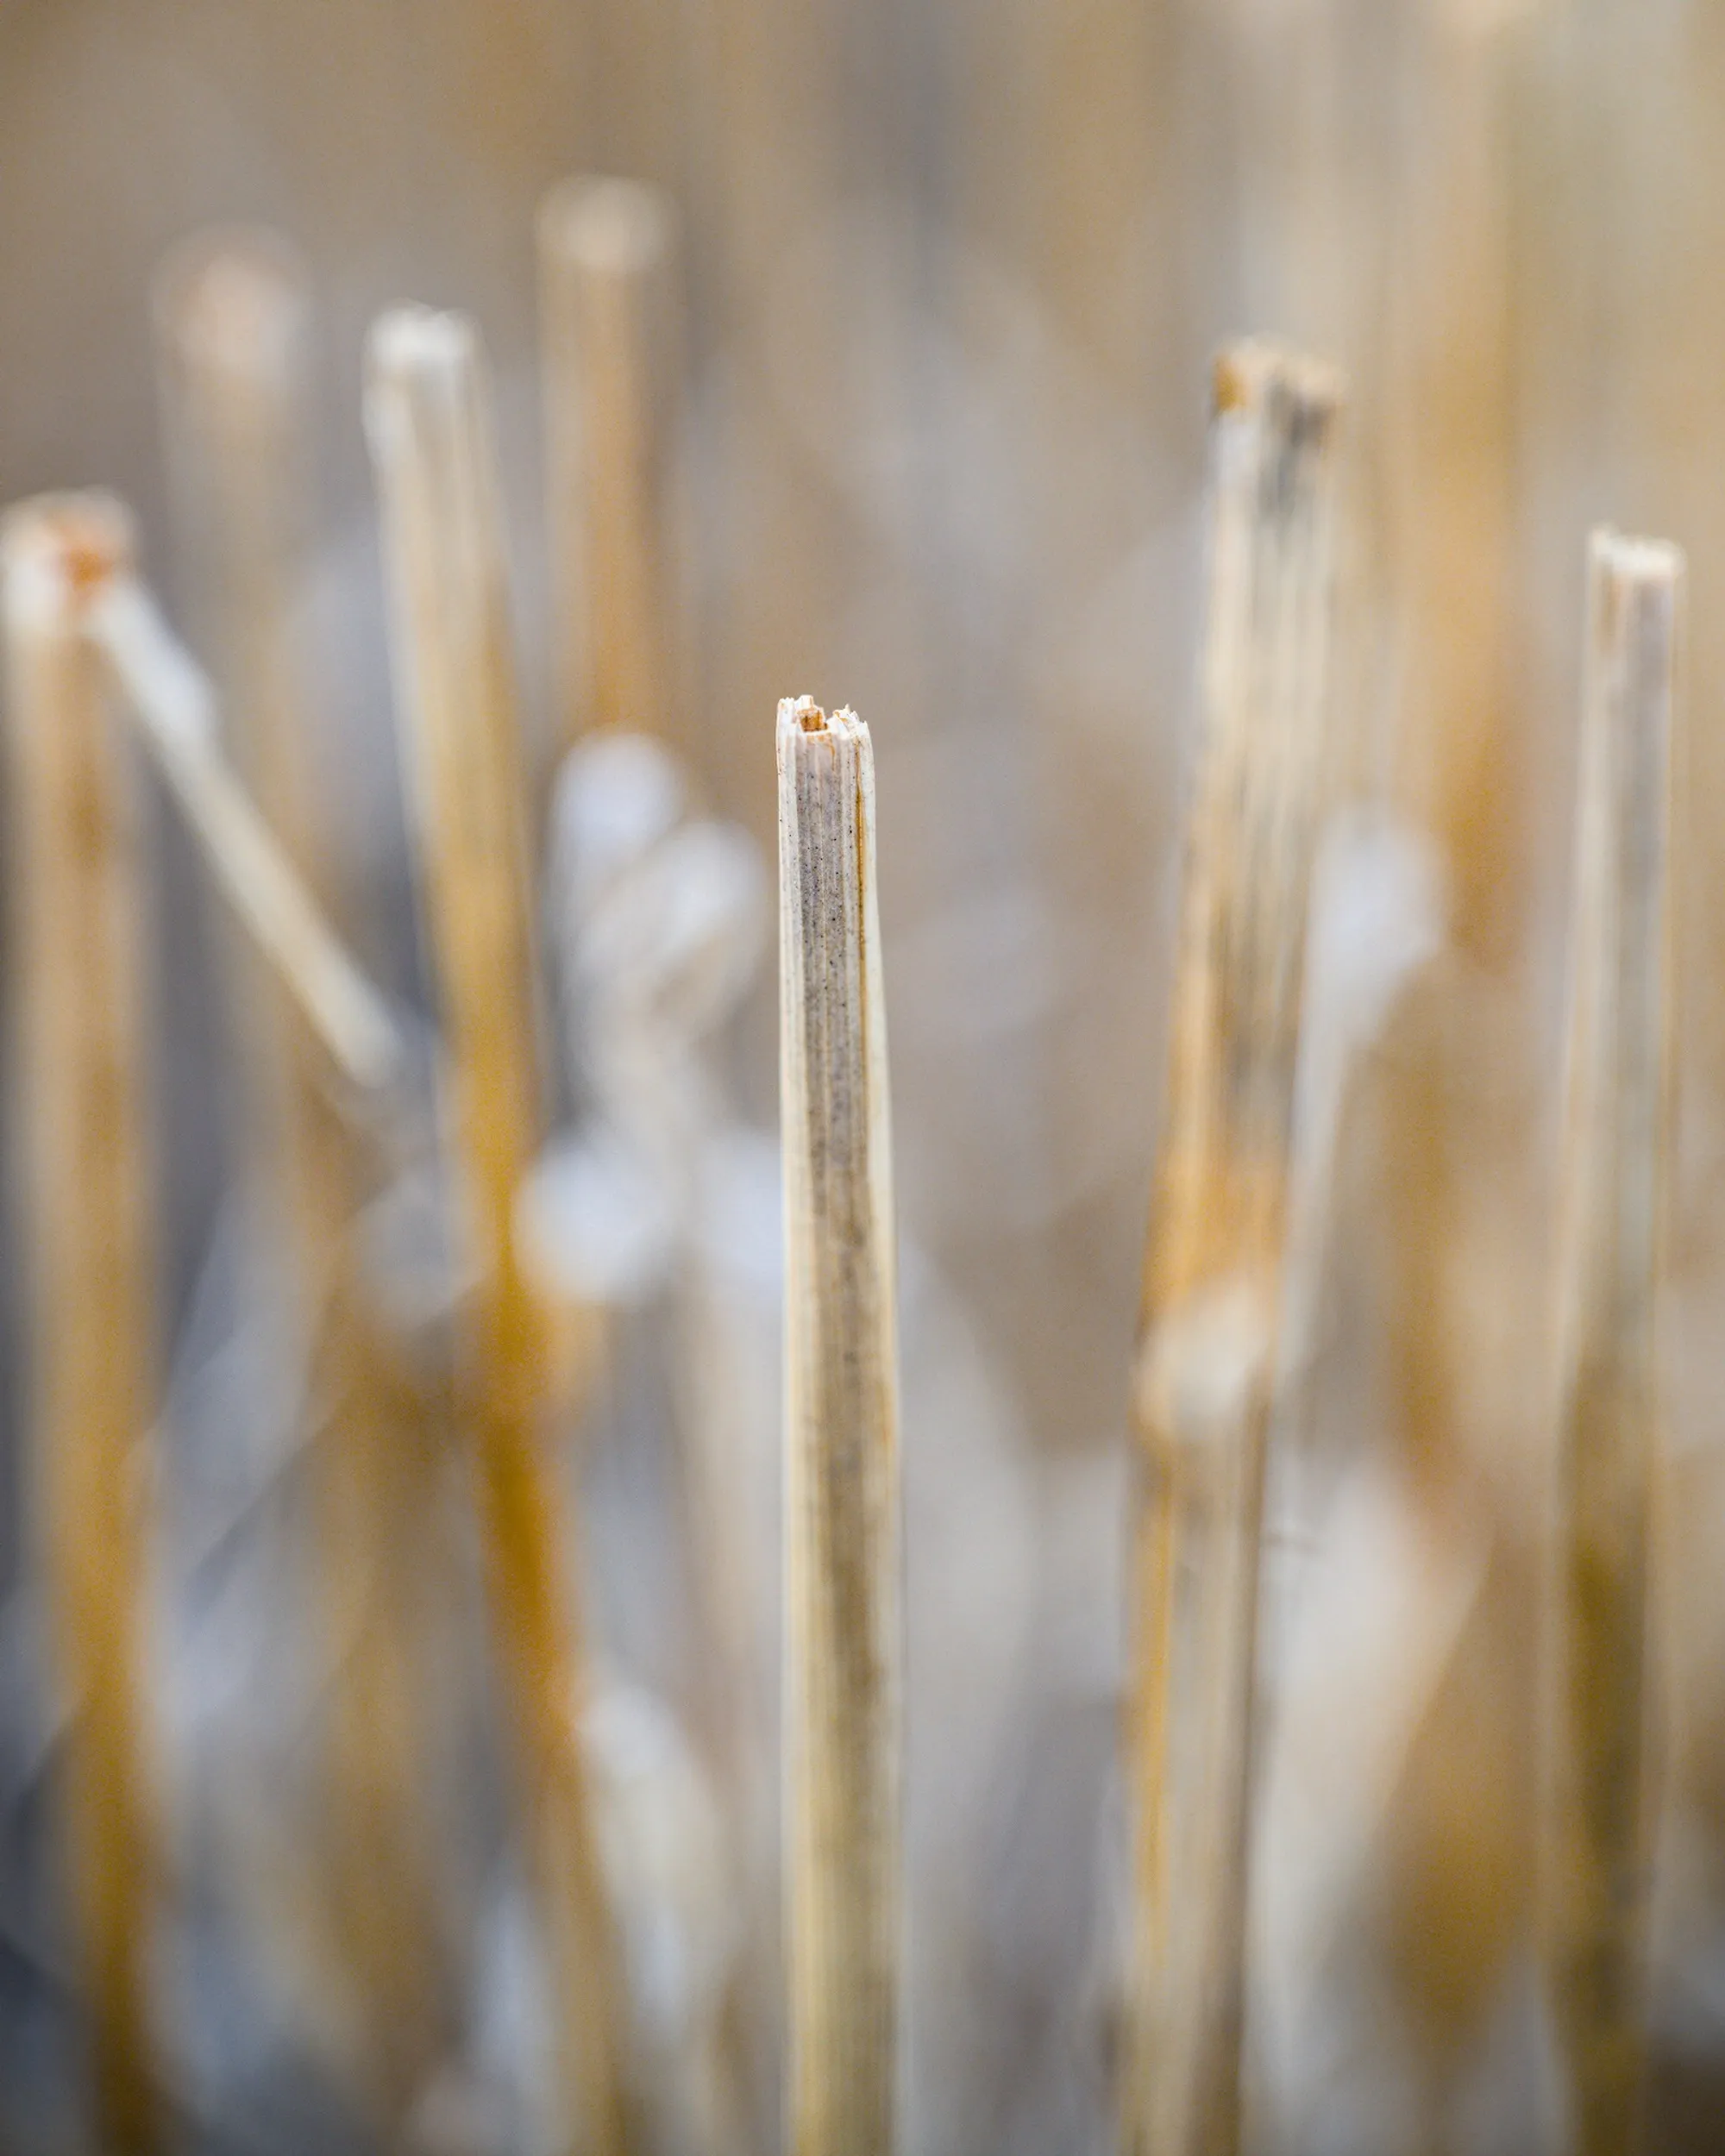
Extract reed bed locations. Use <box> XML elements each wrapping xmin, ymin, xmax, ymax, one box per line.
<box><xmin>3</xmin><ymin>7</ymin><xmax>1725</xmax><ymax>2156</ymax></box>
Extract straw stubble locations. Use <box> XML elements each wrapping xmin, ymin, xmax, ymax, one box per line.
<box><xmin>154</xmin><ymin>229</ymin><xmax>442</xmax><ymax>2118</ymax></box>
<box><xmin>539</xmin><ymin>176</ymin><xmax>677</xmax><ymax>743</ymax></box>
<box><xmin>778</xmin><ymin>698</ymin><xmax>903</xmax><ymax>2156</ymax></box>
<box><xmin>2</xmin><ymin>495</ymin><xmax>161</xmax><ymax>2155</ymax></box>
<box><xmin>365</xmin><ymin>307</ymin><xmax>637</xmax><ymax>2156</ymax></box>
<box><xmin>1544</xmin><ymin>530</ymin><xmax>1684</xmax><ymax>2156</ymax></box>
<box><xmin>1120</xmin><ymin>344</ymin><xmax>1343</xmax><ymax>2156</ymax></box>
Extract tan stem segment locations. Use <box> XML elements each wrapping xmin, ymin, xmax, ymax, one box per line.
<box><xmin>539</xmin><ymin>177</ymin><xmax>676</xmax><ymax>743</ymax></box>
<box><xmin>1544</xmin><ymin>530</ymin><xmax>1683</xmax><ymax>2156</ymax></box>
<box><xmin>778</xmin><ymin>698</ymin><xmax>903</xmax><ymax>2156</ymax></box>
<box><xmin>365</xmin><ymin>307</ymin><xmax>637</xmax><ymax>2156</ymax></box>
<box><xmin>2</xmin><ymin>495</ymin><xmax>160</xmax><ymax>2154</ymax></box>
<box><xmin>1120</xmin><ymin>345</ymin><xmax>1344</xmax><ymax>2156</ymax></box>
<box><xmin>154</xmin><ymin>229</ymin><xmax>441</xmax><ymax>2118</ymax></box>
<box><xmin>89</xmin><ymin>577</ymin><xmax>399</xmax><ymax>1095</ymax></box>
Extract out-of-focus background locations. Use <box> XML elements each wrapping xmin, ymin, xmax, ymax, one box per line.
<box><xmin>4</xmin><ymin>2</ymin><xmax>1725</xmax><ymax>2152</ymax></box>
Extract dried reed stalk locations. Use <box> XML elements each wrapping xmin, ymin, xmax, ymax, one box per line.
<box><xmin>154</xmin><ymin>230</ymin><xmax>442</xmax><ymax>2116</ymax></box>
<box><xmin>1382</xmin><ymin>5</ymin><xmax>1524</xmax><ymax>1500</ymax></box>
<box><xmin>364</xmin><ymin>307</ymin><xmax>637</xmax><ymax>2156</ymax></box>
<box><xmin>539</xmin><ymin>176</ymin><xmax>675</xmax><ymax>742</ymax></box>
<box><xmin>2</xmin><ymin>495</ymin><xmax>160</xmax><ymax>2153</ymax></box>
<box><xmin>778</xmin><ymin>697</ymin><xmax>903</xmax><ymax>2156</ymax></box>
<box><xmin>88</xmin><ymin>575</ymin><xmax>398</xmax><ymax>1095</ymax></box>
<box><xmin>1543</xmin><ymin>531</ymin><xmax>1684</xmax><ymax>2156</ymax></box>
<box><xmin>1120</xmin><ymin>344</ymin><xmax>1343</xmax><ymax>2156</ymax></box>
<box><xmin>1353</xmin><ymin>20</ymin><xmax>1543</xmax><ymax>2117</ymax></box>
<box><xmin>153</xmin><ymin>229</ymin><xmax>358</xmax><ymax>1174</ymax></box>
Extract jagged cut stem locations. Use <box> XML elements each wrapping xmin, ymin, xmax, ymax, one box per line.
<box><xmin>1120</xmin><ymin>344</ymin><xmax>1344</xmax><ymax>2156</ymax></box>
<box><xmin>365</xmin><ymin>307</ymin><xmax>637</xmax><ymax>2156</ymax></box>
<box><xmin>2</xmin><ymin>494</ymin><xmax>160</xmax><ymax>2155</ymax></box>
<box><xmin>1544</xmin><ymin>530</ymin><xmax>1683</xmax><ymax>2156</ymax></box>
<box><xmin>539</xmin><ymin>176</ymin><xmax>676</xmax><ymax>742</ymax></box>
<box><xmin>778</xmin><ymin>697</ymin><xmax>903</xmax><ymax>2156</ymax></box>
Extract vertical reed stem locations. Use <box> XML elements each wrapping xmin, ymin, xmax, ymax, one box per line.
<box><xmin>539</xmin><ymin>177</ymin><xmax>676</xmax><ymax>743</ymax></box>
<box><xmin>2</xmin><ymin>495</ymin><xmax>160</xmax><ymax>2154</ymax></box>
<box><xmin>778</xmin><ymin>697</ymin><xmax>903</xmax><ymax>2156</ymax></box>
<box><xmin>154</xmin><ymin>230</ymin><xmax>442</xmax><ymax>2116</ymax></box>
<box><xmin>365</xmin><ymin>308</ymin><xmax>637</xmax><ymax>2156</ymax></box>
<box><xmin>1120</xmin><ymin>345</ymin><xmax>1343</xmax><ymax>2156</ymax></box>
<box><xmin>1544</xmin><ymin>530</ymin><xmax>1684</xmax><ymax>2156</ymax></box>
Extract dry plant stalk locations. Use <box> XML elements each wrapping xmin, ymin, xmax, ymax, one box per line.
<box><xmin>153</xmin><ymin>229</ymin><xmax>367</xmax><ymax>1162</ymax></box>
<box><xmin>1381</xmin><ymin>2</ymin><xmax>1525</xmax><ymax>1505</ymax></box>
<box><xmin>539</xmin><ymin>176</ymin><xmax>677</xmax><ymax>743</ymax></box>
<box><xmin>1120</xmin><ymin>344</ymin><xmax>1343</xmax><ymax>2156</ymax></box>
<box><xmin>154</xmin><ymin>230</ymin><xmax>442</xmax><ymax>2116</ymax></box>
<box><xmin>88</xmin><ymin>574</ymin><xmax>399</xmax><ymax>1094</ymax></box>
<box><xmin>154</xmin><ymin>234</ymin><xmax>321</xmax><ymax>899</ymax></box>
<box><xmin>365</xmin><ymin>308</ymin><xmax>637</xmax><ymax>2156</ymax></box>
<box><xmin>1365</xmin><ymin>16</ymin><xmax>1542</xmax><ymax>2107</ymax></box>
<box><xmin>2</xmin><ymin>495</ymin><xmax>160</xmax><ymax>2154</ymax></box>
<box><xmin>777</xmin><ymin>697</ymin><xmax>903</xmax><ymax>2156</ymax></box>
<box><xmin>1543</xmin><ymin>531</ymin><xmax>1684</xmax><ymax>2156</ymax></box>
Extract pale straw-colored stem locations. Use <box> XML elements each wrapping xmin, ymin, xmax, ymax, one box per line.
<box><xmin>539</xmin><ymin>176</ymin><xmax>676</xmax><ymax>742</ymax></box>
<box><xmin>2</xmin><ymin>494</ymin><xmax>161</xmax><ymax>2154</ymax></box>
<box><xmin>154</xmin><ymin>229</ymin><xmax>441</xmax><ymax>2118</ymax></box>
<box><xmin>87</xmin><ymin>575</ymin><xmax>399</xmax><ymax>1095</ymax></box>
<box><xmin>1543</xmin><ymin>530</ymin><xmax>1684</xmax><ymax>2156</ymax></box>
<box><xmin>365</xmin><ymin>306</ymin><xmax>638</xmax><ymax>2156</ymax></box>
<box><xmin>151</xmin><ymin>229</ymin><xmax>379</xmax><ymax>1134</ymax></box>
<box><xmin>1120</xmin><ymin>343</ymin><xmax>1343</xmax><ymax>2156</ymax></box>
<box><xmin>154</xmin><ymin>230</ymin><xmax>319</xmax><ymax>877</ymax></box>
<box><xmin>778</xmin><ymin>697</ymin><xmax>903</xmax><ymax>2156</ymax></box>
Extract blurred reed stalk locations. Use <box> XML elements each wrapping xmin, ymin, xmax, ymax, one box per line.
<box><xmin>1120</xmin><ymin>343</ymin><xmax>1343</xmax><ymax>2156</ymax></box>
<box><xmin>151</xmin><ymin>231</ymin><xmax>380</xmax><ymax>1173</ymax></box>
<box><xmin>365</xmin><ymin>309</ymin><xmax>639</xmax><ymax>2156</ymax></box>
<box><xmin>87</xmin><ymin>575</ymin><xmax>398</xmax><ymax>1096</ymax></box>
<box><xmin>153</xmin><ymin>231</ymin><xmax>446</xmax><ymax>2118</ymax></box>
<box><xmin>1543</xmin><ymin>530</ymin><xmax>1684</xmax><ymax>2156</ymax></box>
<box><xmin>1371</xmin><ymin>16</ymin><xmax>1540</xmax><ymax>2114</ymax></box>
<box><xmin>1</xmin><ymin>495</ymin><xmax>161</xmax><ymax>2155</ymax></box>
<box><xmin>539</xmin><ymin>176</ymin><xmax>676</xmax><ymax>743</ymax></box>
<box><xmin>777</xmin><ymin>697</ymin><xmax>903</xmax><ymax>2156</ymax></box>
<box><xmin>1382</xmin><ymin>3</ymin><xmax>1524</xmax><ymax>1491</ymax></box>
<box><xmin>544</xmin><ymin>171</ymin><xmax>766</xmax><ymax>2145</ymax></box>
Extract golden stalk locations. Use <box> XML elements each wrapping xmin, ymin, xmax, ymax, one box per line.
<box><xmin>1</xmin><ymin>494</ymin><xmax>161</xmax><ymax>2154</ymax></box>
<box><xmin>1120</xmin><ymin>344</ymin><xmax>1344</xmax><ymax>2156</ymax></box>
<box><xmin>1543</xmin><ymin>530</ymin><xmax>1684</xmax><ymax>2156</ymax></box>
<box><xmin>538</xmin><ymin>176</ymin><xmax>676</xmax><ymax>743</ymax></box>
<box><xmin>777</xmin><ymin>697</ymin><xmax>903</xmax><ymax>2156</ymax></box>
<box><xmin>1368</xmin><ymin>17</ymin><xmax>1541</xmax><ymax>2111</ymax></box>
<box><xmin>364</xmin><ymin>306</ymin><xmax>638</xmax><ymax>2156</ymax></box>
<box><xmin>153</xmin><ymin>230</ymin><xmax>442</xmax><ymax>2117</ymax></box>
